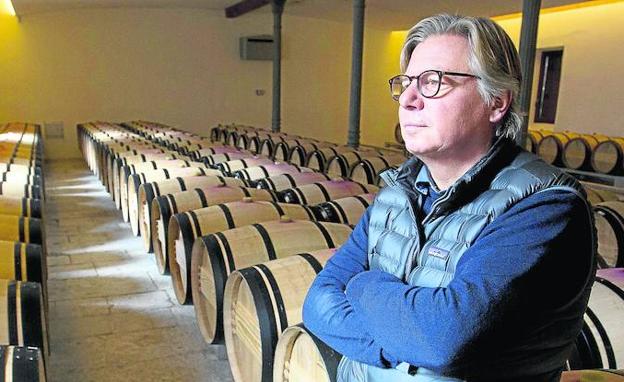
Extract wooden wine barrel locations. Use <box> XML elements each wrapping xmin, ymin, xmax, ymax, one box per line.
<box><xmin>224</xmin><ymin>250</ymin><xmax>336</xmax><ymax>382</ymax></box>
<box><xmin>137</xmin><ymin>175</ymin><xmax>245</xmax><ymax>246</ymax></box>
<box><xmin>112</xmin><ymin>149</ymin><xmax>172</xmax><ymax>169</ymax></box>
<box><xmin>201</xmin><ymin>152</ymin><xmax>254</xmax><ymax>168</ymax></box>
<box><xmin>112</xmin><ymin>148</ymin><xmax>168</xmax><ymax>166</ymax></box>
<box><xmin>259</xmin><ymin>134</ymin><xmax>289</xmax><ymax>158</ymax></box>
<box><xmin>233</xmin><ymin>164</ymin><xmax>312</xmax><ymax>183</ymax></box>
<box><xmin>151</xmin><ymin>186</ymin><xmax>277</xmax><ymax>274</ymax></box>
<box><xmin>210</xmin><ymin>126</ymin><xmax>224</xmax><ymax>143</ymax></box>
<box><xmin>123</xmin><ymin>166</ymin><xmax>220</xmax><ymax>224</ymax></box>
<box><xmin>537</xmin><ymin>132</ymin><xmax>580</xmax><ymax>166</ymax></box>
<box><xmin>255</xmin><ymin>172</ymin><xmax>332</xmax><ymax>192</ymax></box>
<box><xmin>125</xmin><ymin>167</ymin><xmax>224</xmax><ymax>236</ymax></box>
<box><xmin>168</xmin><ymin>199</ymin><xmax>317</xmax><ymax>304</ymax></box>
<box><xmin>349</xmin><ymin>156</ymin><xmax>405</xmax><ymax>185</ymax></box>
<box><xmin>524</xmin><ymin>130</ymin><xmax>545</xmax><ymax>153</ymax></box>
<box><xmin>0</xmin><ymin>172</ymin><xmax>41</xmax><ymax>187</ymax></box>
<box><xmin>0</xmin><ymin>345</ymin><xmax>46</xmax><ymax>381</ymax></box>
<box><xmin>0</xmin><ymin>216</ymin><xmax>42</xmax><ymax>245</ymax></box>
<box><xmin>325</xmin><ymin>152</ymin><xmax>367</xmax><ymax>178</ymax></box>
<box><xmin>191</xmin><ymin>145</ymin><xmax>243</xmax><ymax>162</ymax></box>
<box><xmin>0</xmin><ymin>197</ymin><xmax>41</xmax><ymax>219</ymax></box>
<box><xmin>273</xmin><ymin>324</ymin><xmax>340</xmax><ymax>382</ymax></box>
<box><xmin>270</xmin><ymin>138</ymin><xmax>319</xmax><ymax>162</ymax></box>
<box><xmin>258</xmin><ymin>138</ymin><xmax>276</xmax><ymax>158</ymax></box>
<box><xmin>225</xmin><ymin>130</ymin><xmax>241</xmax><ymax>147</ymax></box>
<box><xmin>570</xmin><ymin>269</ymin><xmax>624</xmax><ymax>369</ymax></box>
<box><xmin>583</xmin><ymin>183</ymin><xmax>621</xmax><ymax>206</ymax></box>
<box><xmin>0</xmin><ymin>183</ymin><xmax>41</xmax><ymax>200</ymax></box>
<box><xmin>272</xmin><ymin>140</ymin><xmax>300</xmax><ymax>162</ymax></box>
<box><xmin>288</xmin><ymin>142</ymin><xmax>334</xmax><ymax>167</ymax></box>
<box><xmin>0</xmin><ymin>163</ymin><xmax>41</xmax><ymax>177</ymax></box>
<box><xmin>0</xmin><ymin>241</ymin><xmax>43</xmax><ymax>284</ymax></box>
<box><xmin>592</xmin><ymin>138</ymin><xmax>624</xmax><ymax>175</ymax></box>
<box><xmin>113</xmin><ymin>156</ymin><xmax>176</xmax><ymax>208</ymax></box>
<box><xmin>305</xmin><ymin>147</ymin><xmax>357</xmax><ymax>173</ymax></box>
<box><xmin>110</xmin><ymin>152</ymin><xmax>173</xmax><ymax>196</ymax></box>
<box><xmin>279</xmin><ymin>180</ymin><xmax>379</xmax><ymax>206</ymax></box>
<box><xmin>170</xmin><ymin>138</ymin><xmax>213</xmax><ymax>155</ymax></box>
<box><xmin>217</xmin><ymin>158</ymin><xmax>275</xmax><ymax>175</ymax></box>
<box><xmin>120</xmin><ymin>158</ymin><xmax>196</xmax><ymax>191</ymax></box>
<box><xmin>560</xmin><ymin>369</ymin><xmax>624</xmax><ymax>382</ymax></box>
<box><xmin>594</xmin><ymin>201</ymin><xmax>624</xmax><ymax>268</ymax></box>
<box><xmin>0</xmin><ymin>157</ymin><xmax>41</xmax><ymax>169</ymax></box>
<box><xmin>563</xmin><ymin>135</ymin><xmax>609</xmax><ymax>170</ymax></box>
<box><xmin>247</xmin><ymin>134</ymin><xmax>268</xmax><ymax>155</ymax></box>
<box><xmin>236</xmin><ymin>134</ymin><xmax>250</xmax><ymax>151</ymax></box>
<box><xmin>190</xmin><ymin>220</ymin><xmax>352</xmax><ymax>344</ymax></box>
<box><xmin>0</xmin><ymin>280</ymin><xmax>47</xmax><ymax>354</ymax></box>
<box><xmin>311</xmin><ymin>194</ymin><xmax>376</xmax><ymax>224</ymax></box>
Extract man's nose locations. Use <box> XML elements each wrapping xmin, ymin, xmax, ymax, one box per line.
<box><xmin>398</xmin><ymin>83</ymin><xmax>424</xmax><ymax>110</ymax></box>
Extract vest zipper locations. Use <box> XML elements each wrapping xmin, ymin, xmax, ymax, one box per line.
<box><xmin>422</xmin><ymin>190</ymin><xmax>453</xmax><ymax>224</ymax></box>
<box><xmin>393</xmin><ymin>183</ymin><xmax>427</xmax><ymax>281</ymax></box>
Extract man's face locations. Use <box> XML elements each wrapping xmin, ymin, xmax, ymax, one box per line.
<box><xmin>398</xmin><ymin>34</ymin><xmax>494</xmax><ymax>164</ymax></box>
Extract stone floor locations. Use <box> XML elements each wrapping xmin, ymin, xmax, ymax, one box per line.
<box><xmin>45</xmin><ymin>158</ymin><xmax>233</xmax><ymax>382</ymax></box>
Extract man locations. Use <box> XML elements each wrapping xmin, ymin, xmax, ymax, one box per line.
<box><xmin>303</xmin><ymin>14</ymin><xmax>596</xmax><ymax>382</ymax></box>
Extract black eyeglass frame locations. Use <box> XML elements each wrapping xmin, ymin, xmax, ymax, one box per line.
<box><xmin>388</xmin><ymin>70</ymin><xmax>481</xmax><ymax>101</ymax></box>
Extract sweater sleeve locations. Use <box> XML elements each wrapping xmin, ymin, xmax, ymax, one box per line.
<box><xmin>303</xmin><ymin>207</ymin><xmax>396</xmax><ymax>367</ymax></box>
<box><xmin>344</xmin><ymin>188</ymin><xmax>595</xmax><ymax>375</ymax></box>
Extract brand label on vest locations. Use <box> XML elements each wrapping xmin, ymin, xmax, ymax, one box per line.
<box><xmin>428</xmin><ymin>246</ymin><xmax>449</xmax><ymax>260</ymax></box>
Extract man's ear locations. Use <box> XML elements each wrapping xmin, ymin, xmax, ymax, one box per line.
<box><xmin>489</xmin><ymin>91</ymin><xmax>512</xmax><ymax>124</ymax></box>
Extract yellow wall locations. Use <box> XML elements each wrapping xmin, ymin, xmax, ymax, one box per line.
<box><xmin>495</xmin><ymin>1</ymin><xmax>624</xmax><ymax>137</ymax></box>
<box><xmin>360</xmin><ymin>30</ymin><xmax>407</xmax><ymax>147</ymax></box>
<box><xmin>1</xmin><ymin>9</ymin><xmax>275</xmax><ymax>159</ymax></box>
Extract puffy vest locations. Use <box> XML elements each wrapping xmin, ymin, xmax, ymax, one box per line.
<box><xmin>338</xmin><ymin>139</ymin><xmax>589</xmax><ymax>382</ymax></box>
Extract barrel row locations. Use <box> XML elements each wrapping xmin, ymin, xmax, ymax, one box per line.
<box><xmin>211</xmin><ymin>124</ymin><xmax>408</xmax><ymax>186</ymax></box>
<box><xmin>79</xmin><ymin>123</ymin><xmax>387</xmax><ymax>377</ymax></box>
<box><xmin>527</xmin><ymin>129</ymin><xmax>624</xmax><ymax>175</ymax></box>
<box><xmin>0</xmin><ymin>123</ymin><xmax>48</xmax><ymax>381</ymax></box>
<box><xmin>121</xmin><ymin>120</ymin><xmax>214</xmax><ymax>156</ymax></box>
<box><xmin>77</xmin><ymin>121</ymin><xmax>188</xmax><ymax>195</ymax></box>
<box><xmin>79</xmin><ymin>120</ymin><xmax>389</xmax><ymax>240</ymax></box>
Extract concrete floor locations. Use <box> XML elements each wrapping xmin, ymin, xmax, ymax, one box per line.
<box><xmin>44</xmin><ymin>158</ymin><xmax>234</xmax><ymax>382</ymax></box>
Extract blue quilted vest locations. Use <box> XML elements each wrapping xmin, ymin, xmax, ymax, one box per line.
<box><xmin>338</xmin><ymin>138</ymin><xmax>589</xmax><ymax>382</ymax></box>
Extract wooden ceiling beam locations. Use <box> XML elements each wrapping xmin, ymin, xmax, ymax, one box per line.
<box><xmin>225</xmin><ymin>0</ymin><xmax>270</xmax><ymax>18</ymax></box>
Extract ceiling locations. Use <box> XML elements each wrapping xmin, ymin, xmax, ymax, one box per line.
<box><xmin>12</xmin><ymin>0</ymin><xmax>593</xmax><ymax>30</ymax></box>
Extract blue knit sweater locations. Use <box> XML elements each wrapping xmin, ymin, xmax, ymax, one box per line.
<box><xmin>303</xmin><ymin>185</ymin><xmax>595</xmax><ymax>379</ymax></box>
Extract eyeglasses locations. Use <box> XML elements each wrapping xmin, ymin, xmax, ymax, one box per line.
<box><xmin>388</xmin><ymin>70</ymin><xmax>480</xmax><ymax>101</ymax></box>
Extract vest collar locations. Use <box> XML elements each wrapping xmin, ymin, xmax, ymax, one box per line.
<box><xmin>381</xmin><ymin>136</ymin><xmax>520</xmax><ymax>215</ymax></box>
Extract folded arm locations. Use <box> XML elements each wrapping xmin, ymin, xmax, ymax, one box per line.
<box><xmin>345</xmin><ymin>189</ymin><xmax>595</xmax><ymax>374</ymax></box>
<box><xmin>303</xmin><ymin>208</ymin><xmax>397</xmax><ymax>367</ymax></box>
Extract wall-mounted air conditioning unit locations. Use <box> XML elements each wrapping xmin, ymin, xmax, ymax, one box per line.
<box><xmin>240</xmin><ymin>35</ymin><xmax>273</xmax><ymax>61</ymax></box>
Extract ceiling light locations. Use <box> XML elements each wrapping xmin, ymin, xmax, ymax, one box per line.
<box><xmin>2</xmin><ymin>0</ymin><xmax>16</xmax><ymax>16</ymax></box>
